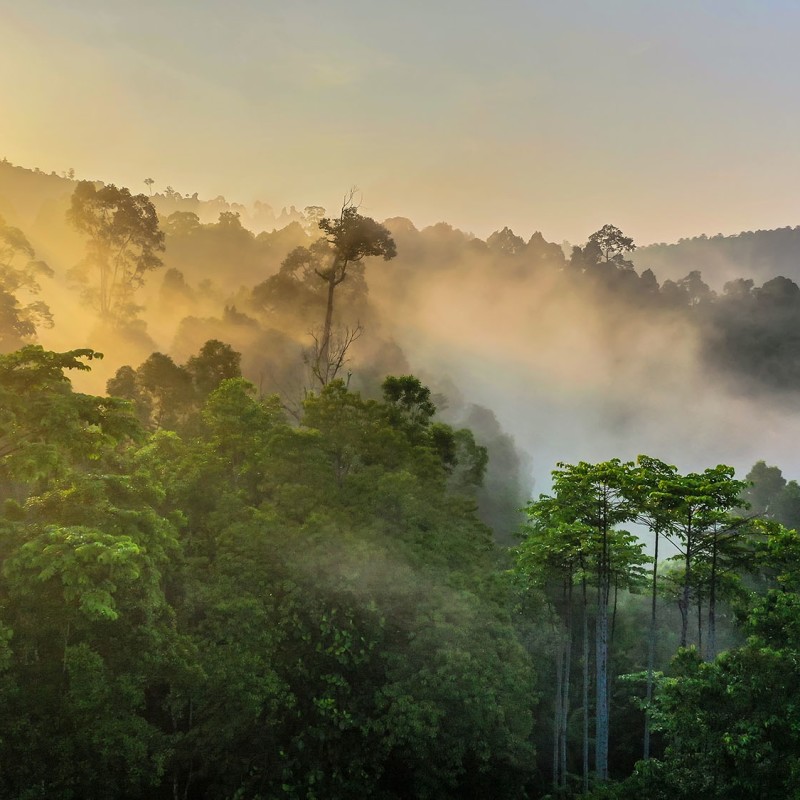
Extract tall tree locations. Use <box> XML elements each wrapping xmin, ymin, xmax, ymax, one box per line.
<box><xmin>0</xmin><ymin>215</ymin><xmax>53</xmax><ymax>350</ymax></box>
<box><xmin>516</xmin><ymin>507</ymin><xmax>589</xmax><ymax>790</ymax></box>
<box><xmin>631</xmin><ymin>455</ymin><xmax>678</xmax><ymax>760</ymax></box>
<box><xmin>658</xmin><ymin>466</ymin><xmax>747</xmax><ymax>651</ymax></box>
<box><xmin>554</xmin><ymin>461</ymin><xmax>639</xmax><ymax>781</ymax></box>
<box><xmin>743</xmin><ymin>460</ymin><xmax>787</xmax><ymax>517</ymax></box>
<box><xmin>67</xmin><ymin>181</ymin><xmax>165</xmax><ymax>324</ymax></box>
<box><xmin>527</xmin><ymin>460</ymin><xmax>643</xmax><ymax>783</ymax></box>
<box><xmin>311</xmin><ymin>193</ymin><xmax>396</xmax><ymax>385</ymax></box>
<box><xmin>107</xmin><ymin>340</ymin><xmax>242</xmax><ymax>430</ymax></box>
<box><xmin>586</xmin><ymin>224</ymin><xmax>636</xmax><ymax>266</ymax></box>
<box><xmin>618</xmin><ymin>590</ymin><xmax>800</xmax><ymax>800</ymax></box>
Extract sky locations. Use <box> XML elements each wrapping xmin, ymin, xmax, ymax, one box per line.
<box><xmin>3</xmin><ymin>0</ymin><xmax>800</xmax><ymax>245</ymax></box>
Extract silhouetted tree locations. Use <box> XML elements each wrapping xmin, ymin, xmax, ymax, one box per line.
<box><xmin>67</xmin><ymin>182</ymin><xmax>165</xmax><ymax>324</ymax></box>
<box><xmin>0</xmin><ymin>215</ymin><xmax>53</xmax><ymax>350</ymax></box>
<box><xmin>311</xmin><ymin>193</ymin><xmax>396</xmax><ymax>385</ymax></box>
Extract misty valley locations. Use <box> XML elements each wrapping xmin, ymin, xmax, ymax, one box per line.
<box><xmin>3</xmin><ymin>160</ymin><xmax>800</xmax><ymax>799</ymax></box>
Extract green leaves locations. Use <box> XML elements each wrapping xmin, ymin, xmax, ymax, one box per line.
<box><xmin>0</xmin><ymin>345</ymin><xmax>139</xmax><ymax>484</ymax></box>
<box><xmin>626</xmin><ymin>602</ymin><xmax>800</xmax><ymax>799</ymax></box>
<box><xmin>15</xmin><ymin>525</ymin><xmax>141</xmax><ymax>620</ymax></box>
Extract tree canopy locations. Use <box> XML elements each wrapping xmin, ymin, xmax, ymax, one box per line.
<box><xmin>67</xmin><ymin>181</ymin><xmax>165</xmax><ymax>324</ymax></box>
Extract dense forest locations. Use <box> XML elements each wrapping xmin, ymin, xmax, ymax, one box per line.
<box><xmin>3</xmin><ymin>159</ymin><xmax>800</xmax><ymax>798</ymax></box>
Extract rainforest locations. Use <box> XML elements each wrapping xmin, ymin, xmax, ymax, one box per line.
<box><xmin>2</xmin><ymin>155</ymin><xmax>800</xmax><ymax>799</ymax></box>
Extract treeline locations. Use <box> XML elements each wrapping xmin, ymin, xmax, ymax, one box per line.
<box><xmin>8</xmin><ymin>160</ymin><xmax>800</xmax><ymax>404</ymax></box>
<box><xmin>635</xmin><ymin>226</ymin><xmax>800</xmax><ymax>286</ymax></box>
<box><xmin>0</xmin><ymin>158</ymin><xmax>306</xmax><ymax>237</ymax></box>
<box><xmin>160</xmin><ymin>216</ymin><xmax>800</xmax><ymax>396</ymax></box>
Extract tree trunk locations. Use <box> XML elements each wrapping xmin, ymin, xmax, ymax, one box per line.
<box><xmin>560</xmin><ymin>582</ymin><xmax>573</xmax><ymax>788</ymax></box>
<box><xmin>317</xmin><ymin>272</ymin><xmax>338</xmax><ymax>385</ymax></box>
<box><xmin>553</xmin><ymin>628</ymin><xmax>564</xmax><ymax>789</ymax></box>
<box><xmin>610</xmin><ymin>575</ymin><xmax>619</xmax><ymax>645</ymax></box>
<box><xmin>595</xmin><ymin>571</ymin><xmax>610</xmax><ymax>780</ymax></box>
<box><xmin>697</xmin><ymin>593</ymin><xmax>703</xmax><ymax>658</ymax></box>
<box><xmin>99</xmin><ymin>242</ymin><xmax>111</xmax><ymax>318</ymax></box>
<box><xmin>582</xmin><ymin>574</ymin><xmax>590</xmax><ymax>793</ymax></box>
<box><xmin>595</xmin><ymin>503</ymin><xmax>610</xmax><ymax>782</ymax></box>
<box><xmin>643</xmin><ymin>528</ymin><xmax>659</xmax><ymax>760</ymax></box>
<box><xmin>708</xmin><ymin>527</ymin><xmax>718</xmax><ymax>661</ymax></box>
<box><xmin>680</xmin><ymin>520</ymin><xmax>693</xmax><ymax>648</ymax></box>
<box><xmin>595</xmin><ymin>582</ymin><xmax>609</xmax><ymax>781</ymax></box>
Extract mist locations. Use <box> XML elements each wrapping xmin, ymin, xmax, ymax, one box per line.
<box><xmin>367</xmin><ymin>221</ymin><xmax>800</xmax><ymax>494</ymax></box>
<box><xmin>6</xmin><ymin>158</ymin><xmax>800</xmax><ymax>512</ymax></box>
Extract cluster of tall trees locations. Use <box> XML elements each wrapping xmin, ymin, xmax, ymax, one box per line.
<box><xmin>595</xmin><ymin>532</ymin><xmax>800</xmax><ymax>800</ymax></box>
<box><xmin>516</xmin><ymin>457</ymin><xmax>800</xmax><ymax>798</ymax></box>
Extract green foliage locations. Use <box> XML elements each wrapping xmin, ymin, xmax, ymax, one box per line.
<box><xmin>107</xmin><ymin>339</ymin><xmax>243</xmax><ymax>431</ymax></box>
<box><xmin>0</xmin><ymin>352</ymin><xmax>534</xmax><ymax>798</ymax></box>
<box><xmin>18</xmin><ymin>340</ymin><xmax>800</xmax><ymax>799</ymax></box>
<box><xmin>382</xmin><ymin>374</ymin><xmax>437</xmax><ymax>424</ymax></box>
<box><xmin>134</xmin><ymin>373</ymin><xmax>533</xmax><ymax>798</ymax></box>
<box><xmin>0</xmin><ymin>345</ymin><xmax>139</xmax><ymax>484</ymax></box>
<box><xmin>184</xmin><ymin>338</ymin><xmax>241</xmax><ymax>398</ymax></box>
<box><xmin>744</xmin><ymin>459</ymin><xmax>800</xmax><ymax>531</ymax></box>
<box><xmin>319</xmin><ymin>203</ymin><xmax>397</xmax><ymax>266</ymax></box>
<box><xmin>608</xmin><ymin>592</ymin><xmax>800</xmax><ymax>800</ymax></box>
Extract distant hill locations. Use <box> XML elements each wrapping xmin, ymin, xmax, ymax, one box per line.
<box><xmin>0</xmin><ymin>159</ymin><xmax>306</xmax><ymax>233</ymax></box>
<box><xmin>6</xmin><ymin>155</ymin><xmax>800</xmax><ymax>292</ymax></box>
<box><xmin>634</xmin><ymin>227</ymin><xmax>800</xmax><ymax>288</ymax></box>
<box><xmin>0</xmin><ymin>159</ymin><xmax>78</xmax><ymax>229</ymax></box>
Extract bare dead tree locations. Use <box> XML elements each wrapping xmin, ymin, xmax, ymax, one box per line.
<box><xmin>306</xmin><ymin>322</ymin><xmax>364</xmax><ymax>387</ymax></box>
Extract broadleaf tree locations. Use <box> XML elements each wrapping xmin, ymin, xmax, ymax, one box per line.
<box><xmin>67</xmin><ymin>181</ymin><xmax>165</xmax><ymax>324</ymax></box>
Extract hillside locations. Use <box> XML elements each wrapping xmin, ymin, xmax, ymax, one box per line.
<box><xmin>635</xmin><ymin>227</ymin><xmax>800</xmax><ymax>287</ymax></box>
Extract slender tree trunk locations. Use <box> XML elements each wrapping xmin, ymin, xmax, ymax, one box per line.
<box><xmin>553</xmin><ymin>627</ymin><xmax>564</xmax><ymax>789</ymax></box>
<box><xmin>697</xmin><ymin>593</ymin><xmax>703</xmax><ymax>658</ymax></box>
<box><xmin>643</xmin><ymin>528</ymin><xmax>659</xmax><ymax>760</ymax></box>
<box><xmin>560</xmin><ymin>582</ymin><xmax>573</xmax><ymax>788</ymax></box>
<box><xmin>610</xmin><ymin>575</ymin><xmax>619</xmax><ymax>645</ymax></box>
<box><xmin>317</xmin><ymin>272</ymin><xmax>338</xmax><ymax>384</ymax></box>
<box><xmin>582</xmin><ymin>575</ymin><xmax>590</xmax><ymax>793</ymax></box>
<box><xmin>595</xmin><ymin>578</ymin><xmax>609</xmax><ymax>781</ymax></box>
<box><xmin>708</xmin><ymin>528</ymin><xmax>718</xmax><ymax>661</ymax></box>
<box><xmin>99</xmin><ymin>242</ymin><xmax>111</xmax><ymax>318</ymax></box>
<box><xmin>680</xmin><ymin>521</ymin><xmax>693</xmax><ymax>648</ymax></box>
<box><xmin>595</xmin><ymin>510</ymin><xmax>610</xmax><ymax>782</ymax></box>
